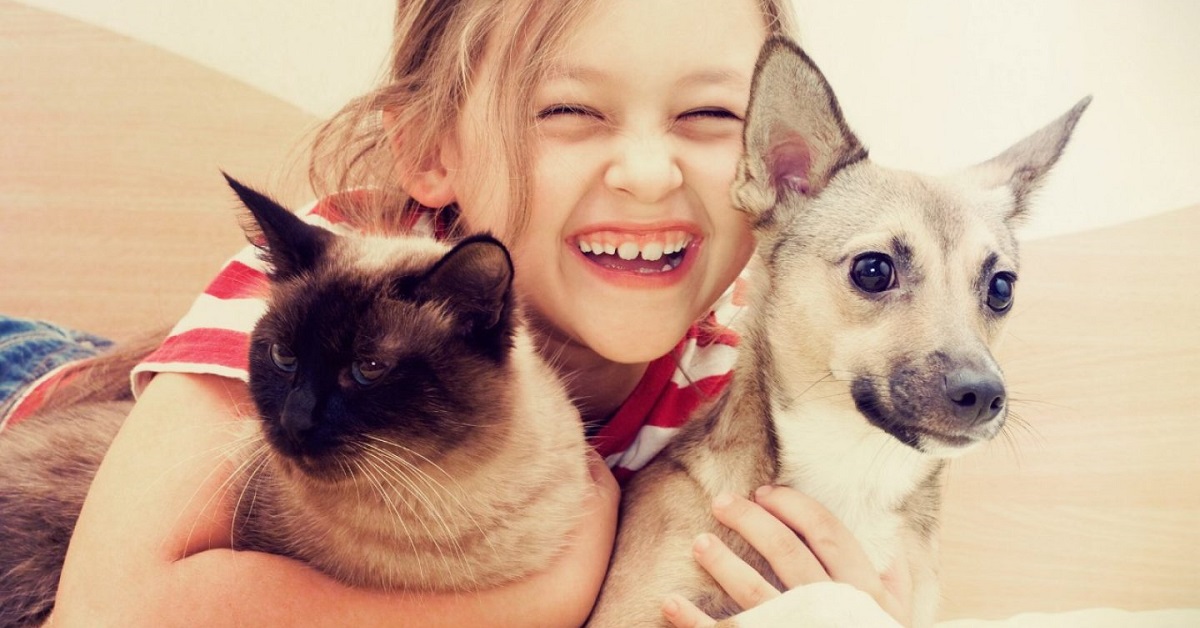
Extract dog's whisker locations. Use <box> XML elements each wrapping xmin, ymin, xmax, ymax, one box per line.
<box><xmin>1002</xmin><ymin>409</ymin><xmax>1042</xmax><ymax>448</ymax></box>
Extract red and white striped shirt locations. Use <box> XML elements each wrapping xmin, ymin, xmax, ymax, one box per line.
<box><xmin>129</xmin><ymin>195</ymin><xmax>748</xmax><ymax>482</ymax></box>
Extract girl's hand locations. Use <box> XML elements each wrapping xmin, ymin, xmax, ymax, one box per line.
<box><xmin>661</xmin><ymin>485</ymin><xmax>910</xmax><ymax>627</ymax></box>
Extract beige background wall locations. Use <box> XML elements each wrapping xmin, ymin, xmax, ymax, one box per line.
<box><xmin>15</xmin><ymin>0</ymin><xmax>1200</xmax><ymax>240</ymax></box>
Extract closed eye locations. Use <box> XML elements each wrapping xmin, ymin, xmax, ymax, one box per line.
<box><xmin>674</xmin><ymin>107</ymin><xmax>743</xmax><ymax>141</ymax></box>
<box><xmin>536</xmin><ymin>104</ymin><xmax>601</xmax><ymax>120</ymax></box>
<box><xmin>679</xmin><ymin>107</ymin><xmax>741</xmax><ymax>121</ymax></box>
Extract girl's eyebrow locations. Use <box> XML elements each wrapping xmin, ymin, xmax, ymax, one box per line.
<box><xmin>675</xmin><ymin>69</ymin><xmax>751</xmax><ymax>90</ymax></box>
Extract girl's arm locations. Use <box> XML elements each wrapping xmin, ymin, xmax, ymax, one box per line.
<box><xmin>52</xmin><ymin>372</ymin><xmax>619</xmax><ymax>627</ymax></box>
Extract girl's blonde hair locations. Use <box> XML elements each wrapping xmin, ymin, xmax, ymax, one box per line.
<box><xmin>308</xmin><ymin>0</ymin><xmax>797</xmax><ymax>237</ymax></box>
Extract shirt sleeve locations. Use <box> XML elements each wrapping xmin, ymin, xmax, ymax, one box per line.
<box><xmin>130</xmin><ymin>196</ymin><xmax>330</xmax><ymax>396</ymax></box>
<box><xmin>130</xmin><ymin>243</ymin><xmax>268</xmax><ymax>397</ymax></box>
<box><xmin>129</xmin><ymin>194</ymin><xmax>441</xmax><ymax>398</ymax></box>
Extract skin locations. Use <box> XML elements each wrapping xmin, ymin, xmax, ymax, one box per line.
<box><xmin>51</xmin><ymin>0</ymin><xmax>904</xmax><ymax>624</ymax></box>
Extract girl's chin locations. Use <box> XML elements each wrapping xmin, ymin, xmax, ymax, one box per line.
<box><xmin>578</xmin><ymin>319</ymin><xmax>692</xmax><ymax>364</ymax></box>
<box><xmin>521</xmin><ymin>308</ymin><xmax>683</xmax><ymax>366</ymax></box>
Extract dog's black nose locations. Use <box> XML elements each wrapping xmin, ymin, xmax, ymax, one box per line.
<box><xmin>945</xmin><ymin>368</ymin><xmax>1006</xmax><ymax>425</ymax></box>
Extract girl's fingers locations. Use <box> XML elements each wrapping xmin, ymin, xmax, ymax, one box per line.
<box><xmin>748</xmin><ymin>486</ymin><xmax>899</xmax><ymax>615</ymax></box>
<box><xmin>709</xmin><ymin>493</ymin><xmax>831</xmax><ymax>588</ymax></box>
<box><xmin>662</xmin><ymin>594</ymin><xmax>716</xmax><ymax>628</ymax></box>
<box><xmin>691</xmin><ymin>532</ymin><xmax>782</xmax><ymax>610</ymax></box>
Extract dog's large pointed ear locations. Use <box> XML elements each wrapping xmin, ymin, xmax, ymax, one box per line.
<box><xmin>223</xmin><ymin>172</ymin><xmax>334</xmax><ymax>280</ymax></box>
<box><xmin>966</xmin><ymin>96</ymin><xmax>1091</xmax><ymax>224</ymax></box>
<box><xmin>733</xmin><ymin>37</ymin><xmax>868</xmax><ymax>226</ymax></box>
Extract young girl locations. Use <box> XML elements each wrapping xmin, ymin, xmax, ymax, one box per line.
<box><xmin>26</xmin><ymin>0</ymin><xmax>907</xmax><ymax>625</ymax></box>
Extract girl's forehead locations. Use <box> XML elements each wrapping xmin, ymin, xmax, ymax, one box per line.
<box><xmin>535</xmin><ymin>0</ymin><xmax>767</xmax><ymax>85</ymax></box>
<box><xmin>540</xmin><ymin>0</ymin><xmax>763</xmax><ymax>72</ymax></box>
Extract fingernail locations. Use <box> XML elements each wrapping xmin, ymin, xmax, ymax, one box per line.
<box><xmin>754</xmin><ymin>485</ymin><xmax>774</xmax><ymax>501</ymax></box>
<box><xmin>662</xmin><ymin>595</ymin><xmax>681</xmax><ymax>618</ymax></box>
<box><xmin>693</xmin><ymin>533</ymin><xmax>713</xmax><ymax>554</ymax></box>
<box><xmin>587</xmin><ymin>451</ymin><xmax>608</xmax><ymax>480</ymax></box>
<box><xmin>712</xmin><ymin>493</ymin><xmax>734</xmax><ymax>510</ymax></box>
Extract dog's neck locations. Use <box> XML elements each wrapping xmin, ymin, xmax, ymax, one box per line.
<box><xmin>705</xmin><ymin>314</ymin><xmax>942</xmax><ymax>572</ymax></box>
<box><xmin>773</xmin><ymin>395</ymin><xmax>940</xmax><ymax>569</ymax></box>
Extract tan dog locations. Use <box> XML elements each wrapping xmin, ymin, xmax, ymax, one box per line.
<box><xmin>588</xmin><ymin>37</ymin><xmax>1089</xmax><ymax>627</ymax></box>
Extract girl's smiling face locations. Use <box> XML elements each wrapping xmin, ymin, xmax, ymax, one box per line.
<box><xmin>448</xmin><ymin>0</ymin><xmax>767</xmax><ymax>366</ymax></box>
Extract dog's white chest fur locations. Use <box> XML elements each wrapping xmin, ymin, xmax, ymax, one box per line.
<box><xmin>773</xmin><ymin>399</ymin><xmax>934</xmax><ymax>572</ymax></box>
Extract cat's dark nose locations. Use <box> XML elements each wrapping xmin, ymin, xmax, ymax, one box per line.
<box><xmin>944</xmin><ymin>367</ymin><xmax>1006</xmax><ymax>425</ymax></box>
<box><xmin>281</xmin><ymin>387</ymin><xmax>318</xmax><ymax>443</ymax></box>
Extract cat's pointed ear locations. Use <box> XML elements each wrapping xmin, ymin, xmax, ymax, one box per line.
<box><xmin>417</xmin><ymin>234</ymin><xmax>514</xmax><ymax>333</ymax></box>
<box><xmin>224</xmin><ymin>172</ymin><xmax>333</xmax><ymax>279</ymax></box>
<box><xmin>963</xmin><ymin>96</ymin><xmax>1091</xmax><ymax>225</ymax></box>
<box><xmin>733</xmin><ymin>37</ymin><xmax>868</xmax><ymax>227</ymax></box>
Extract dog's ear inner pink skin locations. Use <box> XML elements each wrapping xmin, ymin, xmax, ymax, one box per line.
<box><xmin>768</xmin><ymin>136</ymin><xmax>814</xmax><ymax>196</ymax></box>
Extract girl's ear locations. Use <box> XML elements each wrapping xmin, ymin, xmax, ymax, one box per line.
<box><xmin>383</xmin><ymin>109</ymin><xmax>458</xmax><ymax>208</ymax></box>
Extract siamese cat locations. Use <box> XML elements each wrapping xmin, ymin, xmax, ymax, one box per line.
<box><xmin>0</xmin><ymin>177</ymin><xmax>590</xmax><ymax>627</ymax></box>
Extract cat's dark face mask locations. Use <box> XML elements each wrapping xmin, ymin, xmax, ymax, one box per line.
<box><xmin>226</xmin><ymin>175</ymin><xmax>518</xmax><ymax>480</ymax></box>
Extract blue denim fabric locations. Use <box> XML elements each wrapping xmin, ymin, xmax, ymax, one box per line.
<box><xmin>0</xmin><ymin>316</ymin><xmax>112</xmax><ymax>420</ymax></box>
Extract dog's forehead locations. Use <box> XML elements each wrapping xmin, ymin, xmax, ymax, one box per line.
<box><xmin>794</xmin><ymin>163</ymin><xmax>1019</xmax><ymax>263</ymax></box>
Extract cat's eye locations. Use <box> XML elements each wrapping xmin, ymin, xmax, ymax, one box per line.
<box><xmin>850</xmin><ymin>253</ymin><xmax>896</xmax><ymax>294</ymax></box>
<box><xmin>987</xmin><ymin>272</ymin><xmax>1017</xmax><ymax>312</ymax></box>
<box><xmin>352</xmin><ymin>360</ymin><xmax>390</xmax><ymax>386</ymax></box>
<box><xmin>270</xmin><ymin>343</ymin><xmax>298</xmax><ymax>372</ymax></box>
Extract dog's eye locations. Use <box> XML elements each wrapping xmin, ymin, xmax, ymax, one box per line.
<box><xmin>270</xmin><ymin>343</ymin><xmax>298</xmax><ymax>372</ymax></box>
<box><xmin>352</xmin><ymin>360</ymin><xmax>390</xmax><ymax>386</ymax></box>
<box><xmin>987</xmin><ymin>272</ymin><xmax>1016</xmax><ymax>312</ymax></box>
<box><xmin>850</xmin><ymin>253</ymin><xmax>896</xmax><ymax>293</ymax></box>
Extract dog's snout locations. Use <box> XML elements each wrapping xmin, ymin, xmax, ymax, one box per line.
<box><xmin>945</xmin><ymin>368</ymin><xmax>1006</xmax><ymax>425</ymax></box>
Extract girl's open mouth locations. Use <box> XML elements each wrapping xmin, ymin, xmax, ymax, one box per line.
<box><xmin>573</xmin><ymin>230</ymin><xmax>694</xmax><ymax>274</ymax></box>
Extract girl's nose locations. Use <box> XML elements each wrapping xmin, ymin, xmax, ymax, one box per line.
<box><xmin>603</xmin><ymin>134</ymin><xmax>683</xmax><ymax>203</ymax></box>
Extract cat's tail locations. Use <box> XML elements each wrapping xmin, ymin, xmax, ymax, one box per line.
<box><xmin>37</xmin><ymin>329</ymin><xmax>169</xmax><ymax>412</ymax></box>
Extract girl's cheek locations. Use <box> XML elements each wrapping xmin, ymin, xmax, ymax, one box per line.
<box><xmin>533</xmin><ymin>142</ymin><xmax>607</xmax><ymax>195</ymax></box>
<box><xmin>682</xmin><ymin>143</ymin><xmax>742</xmax><ymax>200</ymax></box>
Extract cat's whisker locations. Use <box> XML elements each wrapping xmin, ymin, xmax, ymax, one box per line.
<box><xmin>165</xmin><ymin>433</ymin><xmax>267</xmax><ymax>559</ymax></box>
<box><xmin>357</xmin><ymin>444</ymin><xmax>479</xmax><ymax>580</ymax></box>
<box><xmin>352</xmin><ymin>452</ymin><xmax>452</xmax><ymax>582</ymax></box>
<box><xmin>362</xmin><ymin>436</ymin><xmax>499</xmax><ymax>561</ymax></box>
<box><xmin>144</xmin><ymin>421</ymin><xmax>261</xmax><ymax>494</ymax></box>
<box><xmin>228</xmin><ymin>448</ymin><xmax>274</xmax><ymax>550</ymax></box>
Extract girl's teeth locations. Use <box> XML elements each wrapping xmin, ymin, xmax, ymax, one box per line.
<box><xmin>576</xmin><ymin>232</ymin><xmax>693</xmax><ymax>261</ymax></box>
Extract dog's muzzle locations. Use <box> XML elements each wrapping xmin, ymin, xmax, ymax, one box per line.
<box><xmin>851</xmin><ymin>351</ymin><xmax>1007</xmax><ymax>455</ymax></box>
